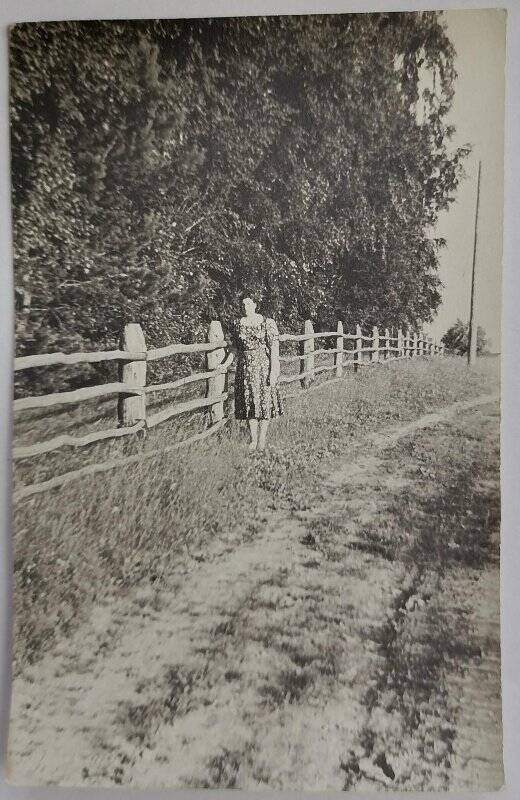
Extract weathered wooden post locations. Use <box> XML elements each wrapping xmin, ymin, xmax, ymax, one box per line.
<box><xmin>354</xmin><ymin>324</ymin><xmax>362</xmax><ymax>373</ymax></box>
<box><xmin>118</xmin><ymin>323</ymin><xmax>147</xmax><ymax>427</ymax></box>
<box><xmin>371</xmin><ymin>326</ymin><xmax>379</xmax><ymax>363</ymax></box>
<box><xmin>406</xmin><ymin>329</ymin><xmax>412</xmax><ymax>358</ymax></box>
<box><xmin>301</xmin><ymin>320</ymin><xmax>315</xmax><ymax>388</ymax></box>
<box><xmin>335</xmin><ymin>320</ymin><xmax>344</xmax><ymax>377</ymax></box>
<box><xmin>412</xmin><ymin>332</ymin><xmax>418</xmax><ymax>357</ymax></box>
<box><xmin>206</xmin><ymin>320</ymin><xmax>226</xmax><ymax>423</ymax></box>
<box><xmin>384</xmin><ymin>328</ymin><xmax>390</xmax><ymax>360</ymax></box>
<box><xmin>397</xmin><ymin>328</ymin><xmax>403</xmax><ymax>359</ymax></box>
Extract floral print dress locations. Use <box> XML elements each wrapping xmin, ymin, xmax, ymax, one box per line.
<box><xmin>233</xmin><ymin>316</ymin><xmax>284</xmax><ymax>420</ymax></box>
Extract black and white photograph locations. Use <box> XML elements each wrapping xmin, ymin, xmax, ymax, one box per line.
<box><xmin>6</xmin><ymin>7</ymin><xmax>505</xmax><ymax>791</ymax></box>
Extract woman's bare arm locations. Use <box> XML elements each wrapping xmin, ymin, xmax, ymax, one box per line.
<box><xmin>269</xmin><ymin>337</ymin><xmax>280</xmax><ymax>384</ymax></box>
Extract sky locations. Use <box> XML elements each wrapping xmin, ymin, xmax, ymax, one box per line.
<box><xmin>425</xmin><ymin>9</ymin><xmax>506</xmax><ymax>352</ymax></box>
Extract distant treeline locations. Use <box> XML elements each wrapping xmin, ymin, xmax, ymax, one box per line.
<box><xmin>11</xmin><ymin>13</ymin><xmax>469</xmax><ymax>390</ymax></box>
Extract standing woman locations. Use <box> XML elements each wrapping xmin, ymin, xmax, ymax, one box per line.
<box><xmin>233</xmin><ymin>297</ymin><xmax>283</xmax><ymax>451</ymax></box>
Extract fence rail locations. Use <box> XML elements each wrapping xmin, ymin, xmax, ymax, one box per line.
<box><xmin>13</xmin><ymin>320</ymin><xmax>444</xmax><ymax>500</ymax></box>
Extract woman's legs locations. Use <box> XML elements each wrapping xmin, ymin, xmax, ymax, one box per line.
<box><xmin>258</xmin><ymin>419</ymin><xmax>270</xmax><ymax>450</ymax></box>
<box><xmin>247</xmin><ymin>417</ymin><xmax>272</xmax><ymax>452</ymax></box>
<box><xmin>248</xmin><ymin>419</ymin><xmax>259</xmax><ymax>450</ymax></box>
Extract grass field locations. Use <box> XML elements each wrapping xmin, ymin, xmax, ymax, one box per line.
<box><xmin>12</xmin><ymin>356</ymin><xmax>499</xmax><ymax>671</ymax></box>
<box><xmin>8</xmin><ymin>355</ymin><xmax>502</xmax><ymax>789</ymax></box>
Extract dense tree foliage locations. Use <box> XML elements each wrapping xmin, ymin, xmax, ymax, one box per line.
<box><xmin>10</xmin><ymin>12</ymin><xmax>469</xmax><ymax>387</ymax></box>
<box><xmin>441</xmin><ymin>319</ymin><xmax>488</xmax><ymax>355</ymax></box>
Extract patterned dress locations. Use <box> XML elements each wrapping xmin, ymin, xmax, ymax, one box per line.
<box><xmin>233</xmin><ymin>316</ymin><xmax>284</xmax><ymax>420</ymax></box>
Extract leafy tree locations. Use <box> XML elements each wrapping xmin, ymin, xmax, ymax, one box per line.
<box><xmin>10</xmin><ymin>13</ymin><xmax>469</xmax><ymax>391</ymax></box>
<box><xmin>441</xmin><ymin>319</ymin><xmax>488</xmax><ymax>355</ymax></box>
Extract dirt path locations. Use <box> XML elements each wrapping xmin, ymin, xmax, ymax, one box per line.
<box><xmin>7</xmin><ymin>392</ymin><xmax>502</xmax><ymax>789</ymax></box>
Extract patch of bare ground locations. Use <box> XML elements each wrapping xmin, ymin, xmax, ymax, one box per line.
<box><xmin>8</xmin><ymin>359</ymin><xmax>501</xmax><ymax>789</ymax></box>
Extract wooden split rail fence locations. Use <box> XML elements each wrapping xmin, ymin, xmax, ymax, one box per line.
<box><xmin>13</xmin><ymin>320</ymin><xmax>444</xmax><ymax>500</ymax></box>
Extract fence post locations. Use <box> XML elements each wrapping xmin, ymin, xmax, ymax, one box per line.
<box><xmin>206</xmin><ymin>320</ymin><xmax>226</xmax><ymax>423</ymax></box>
<box><xmin>397</xmin><ymin>328</ymin><xmax>403</xmax><ymax>359</ymax></box>
<box><xmin>301</xmin><ymin>319</ymin><xmax>315</xmax><ymax>388</ymax></box>
<box><xmin>354</xmin><ymin>324</ymin><xmax>362</xmax><ymax>373</ymax></box>
<box><xmin>384</xmin><ymin>328</ymin><xmax>390</xmax><ymax>361</ymax></box>
<box><xmin>406</xmin><ymin>329</ymin><xmax>411</xmax><ymax>358</ymax></box>
<box><xmin>371</xmin><ymin>326</ymin><xmax>379</xmax><ymax>363</ymax></box>
<box><xmin>118</xmin><ymin>323</ymin><xmax>147</xmax><ymax>427</ymax></box>
<box><xmin>335</xmin><ymin>320</ymin><xmax>344</xmax><ymax>377</ymax></box>
<box><xmin>412</xmin><ymin>332</ymin><xmax>418</xmax><ymax>357</ymax></box>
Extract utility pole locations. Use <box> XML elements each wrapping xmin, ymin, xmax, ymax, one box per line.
<box><xmin>468</xmin><ymin>160</ymin><xmax>482</xmax><ymax>366</ymax></box>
